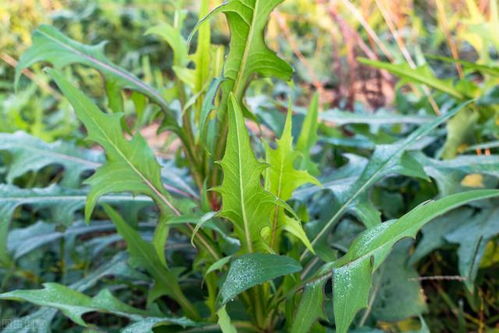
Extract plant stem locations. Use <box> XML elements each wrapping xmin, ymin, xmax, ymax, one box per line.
<box><xmin>175</xmin><ymin>287</ymin><xmax>202</xmax><ymax>321</ymax></box>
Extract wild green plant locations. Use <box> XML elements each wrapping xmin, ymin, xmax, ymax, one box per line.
<box><xmin>0</xmin><ymin>1</ymin><xmax>498</xmax><ymax>332</ymax></box>
<box><xmin>361</xmin><ymin>57</ymin><xmax>499</xmax><ymax>160</ymax></box>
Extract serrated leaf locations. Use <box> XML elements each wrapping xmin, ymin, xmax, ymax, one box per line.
<box><xmin>197</xmin><ymin>0</ymin><xmax>293</xmax><ymax>103</ymax></box>
<box><xmin>0</xmin><ymin>283</ymin><xmax>188</xmax><ymax>328</ymax></box>
<box><xmin>47</xmin><ymin>69</ymin><xmax>178</xmax><ymax>221</ymax></box>
<box><xmin>219</xmin><ymin>253</ymin><xmax>301</xmax><ymax>305</ymax></box>
<box><xmin>0</xmin><ymin>254</ymin><xmax>136</xmax><ymax>333</ymax></box>
<box><xmin>215</xmin><ymin>95</ymin><xmax>276</xmax><ymax>252</ymax></box>
<box><xmin>266</xmin><ymin>109</ymin><xmax>319</xmax><ymax>201</ymax></box>
<box><xmin>16</xmin><ymin>25</ymin><xmax>174</xmax><ymax>122</ymax></box>
<box><xmin>0</xmin><ymin>184</ymin><xmax>152</xmax><ymax>267</ymax></box>
<box><xmin>0</xmin><ymin>131</ymin><xmax>102</xmax><ymax>187</ymax></box>
<box><xmin>265</xmin><ymin>109</ymin><xmax>319</xmax><ymax>252</ymax></box>
<box><xmin>331</xmin><ymin>189</ymin><xmax>499</xmax><ymax>333</ymax></box>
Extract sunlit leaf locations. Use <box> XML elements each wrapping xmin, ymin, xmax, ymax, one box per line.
<box><xmin>195</xmin><ymin>0</ymin><xmax>293</xmax><ymax>104</ymax></box>
<box><xmin>47</xmin><ymin>69</ymin><xmax>178</xmax><ymax>221</ymax></box>
<box><xmin>265</xmin><ymin>109</ymin><xmax>319</xmax><ymax>252</ymax></box>
<box><xmin>17</xmin><ymin>25</ymin><xmax>175</xmax><ymax>124</ymax></box>
<box><xmin>215</xmin><ymin>94</ymin><xmax>275</xmax><ymax>252</ymax></box>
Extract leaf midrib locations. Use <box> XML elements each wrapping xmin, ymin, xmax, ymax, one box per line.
<box><xmin>63</xmin><ymin>86</ymin><xmax>179</xmax><ymax>215</ymax></box>
<box><xmin>39</xmin><ymin>29</ymin><xmax>169</xmax><ymax>109</ymax></box>
<box><xmin>234</xmin><ymin>110</ymin><xmax>253</xmax><ymax>252</ymax></box>
<box><xmin>231</xmin><ymin>1</ymin><xmax>258</xmax><ymax>99</ymax></box>
<box><xmin>3</xmin><ymin>142</ymin><xmax>100</xmax><ymax>168</ymax></box>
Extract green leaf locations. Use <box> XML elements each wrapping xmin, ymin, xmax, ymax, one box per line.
<box><xmin>265</xmin><ymin>109</ymin><xmax>319</xmax><ymax>251</ymax></box>
<box><xmin>296</xmin><ymin>92</ymin><xmax>320</xmax><ymax>175</ymax></box>
<box><xmin>414</xmin><ymin>152</ymin><xmax>499</xmax><ymax>195</ymax></box>
<box><xmin>17</xmin><ymin>25</ymin><xmax>164</xmax><ymax>105</ymax></box>
<box><xmin>282</xmin><ymin>216</ymin><xmax>315</xmax><ymax>254</ymax></box>
<box><xmin>199</xmin><ymin>77</ymin><xmax>225</xmax><ymax>148</ymax></box>
<box><xmin>219</xmin><ymin>253</ymin><xmax>302</xmax><ymax>305</ymax></box>
<box><xmin>196</xmin><ymin>0</ymin><xmax>293</xmax><ymax>102</ymax></box>
<box><xmin>217</xmin><ymin>306</ymin><xmax>238</xmax><ymax>333</ymax></box>
<box><xmin>320</xmin><ymin>109</ymin><xmax>435</xmax><ymax>126</ymax></box>
<box><xmin>427</xmin><ymin>54</ymin><xmax>499</xmax><ymax>77</ymax></box>
<box><xmin>371</xmin><ymin>240</ymin><xmax>427</xmax><ymax>322</ymax></box>
<box><xmin>0</xmin><ymin>184</ymin><xmax>149</xmax><ymax>267</ymax></box>
<box><xmin>206</xmin><ymin>256</ymin><xmax>233</xmax><ymax>276</ymax></box>
<box><xmin>0</xmin><ymin>254</ymin><xmax>133</xmax><ymax>333</ymax></box>
<box><xmin>358</xmin><ymin>58</ymin><xmax>465</xmax><ymax>99</ymax></box>
<box><xmin>105</xmin><ymin>79</ymin><xmax>125</xmax><ymax>114</ymax></box>
<box><xmin>445</xmin><ymin>206</ymin><xmax>499</xmax><ymax>290</ymax></box>
<box><xmin>147</xmin><ymin>23</ymin><xmax>189</xmax><ymax>68</ymax></box>
<box><xmin>441</xmin><ymin>107</ymin><xmax>479</xmax><ymax>159</ymax></box>
<box><xmin>410</xmin><ymin>208</ymin><xmax>474</xmax><ymax>265</ymax></box>
<box><xmin>215</xmin><ymin>95</ymin><xmax>276</xmax><ymax>252</ymax></box>
<box><xmin>46</xmin><ymin>69</ymin><xmax>178</xmax><ymax>221</ymax></box>
<box><xmin>16</xmin><ymin>25</ymin><xmax>173</xmax><ymax>119</ymax></box>
<box><xmin>266</xmin><ymin>109</ymin><xmax>319</xmax><ymax>201</ymax></box>
<box><xmin>411</xmin><ymin>206</ymin><xmax>499</xmax><ymax>291</ymax></box>
<box><xmin>122</xmin><ymin>317</ymin><xmax>199</xmax><ymax>333</ymax></box>
<box><xmin>304</xmin><ymin>103</ymin><xmax>469</xmax><ymax>256</ymax></box>
<box><xmin>7</xmin><ymin>220</ymin><xmax>117</xmax><ymax>260</ymax></box>
<box><xmin>331</xmin><ymin>189</ymin><xmax>499</xmax><ymax>333</ymax></box>
<box><xmin>192</xmin><ymin>0</ymin><xmax>213</xmax><ymax>95</ymax></box>
<box><xmin>103</xmin><ymin>205</ymin><xmax>199</xmax><ymax>320</ymax></box>
<box><xmin>290</xmin><ymin>280</ymin><xmax>325</xmax><ymax>333</ymax></box>
<box><xmin>0</xmin><ymin>131</ymin><xmax>102</xmax><ymax>187</ymax></box>
<box><xmin>0</xmin><ymin>283</ymin><xmax>191</xmax><ymax>328</ymax></box>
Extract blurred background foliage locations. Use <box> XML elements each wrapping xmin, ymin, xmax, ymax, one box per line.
<box><xmin>0</xmin><ymin>0</ymin><xmax>497</xmax><ymax>331</ymax></box>
<box><xmin>1</xmin><ymin>0</ymin><xmax>497</xmax><ymax>147</ymax></box>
